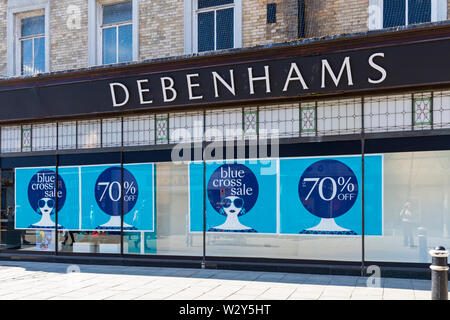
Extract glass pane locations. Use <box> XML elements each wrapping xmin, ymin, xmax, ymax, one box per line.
<box><xmin>198</xmin><ymin>11</ymin><xmax>214</xmax><ymax>52</ymax></box>
<box><xmin>383</xmin><ymin>0</ymin><xmax>406</xmax><ymax>28</ymax></box>
<box><xmin>21</xmin><ymin>39</ymin><xmax>33</xmax><ymax>75</ymax></box>
<box><xmin>103</xmin><ymin>2</ymin><xmax>132</xmax><ymax>25</ymax></box>
<box><xmin>21</xmin><ymin>15</ymin><xmax>45</xmax><ymax>37</ymax></box>
<box><xmin>103</xmin><ymin>26</ymin><xmax>117</xmax><ymax>65</ymax></box>
<box><xmin>122</xmin><ymin>161</ymin><xmax>201</xmax><ymax>256</ymax></box>
<box><xmin>408</xmin><ymin>0</ymin><xmax>431</xmax><ymax>24</ymax></box>
<box><xmin>216</xmin><ymin>8</ymin><xmax>234</xmax><ymax>50</ymax></box>
<box><xmin>57</xmin><ymin>162</ymin><xmax>122</xmax><ymax>254</ymax></box>
<box><xmin>2</xmin><ymin>163</ymin><xmax>60</xmax><ymax>252</ymax></box>
<box><xmin>118</xmin><ymin>24</ymin><xmax>132</xmax><ymax>62</ymax></box>
<box><xmin>198</xmin><ymin>0</ymin><xmax>233</xmax><ymax>9</ymax></box>
<box><xmin>365</xmin><ymin>150</ymin><xmax>450</xmax><ymax>263</ymax></box>
<box><xmin>34</xmin><ymin>37</ymin><xmax>45</xmax><ymax>74</ymax></box>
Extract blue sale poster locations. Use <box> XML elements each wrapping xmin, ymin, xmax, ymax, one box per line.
<box><xmin>280</xmin><ymin>155</ymin><xmax>383</xmax><ymax>236</ymax></box>
<box><xmin>189</xmin><ymin>159</ymin><xmax>278</xmax><ymax>234</ymax></box>
<box><xmin>80</xmin><ymin>163</ymin><xmax>155</xmax><ymax>231</ymax></box>
<box><xmin>15</xmin><ymin>166</ymin><xmax>80</xmax><ymax>230</ymax></box>
<box><xmin>15</xmin><ymin>163</ymin><xmax>155</xmax><ymax>232</ymax></box>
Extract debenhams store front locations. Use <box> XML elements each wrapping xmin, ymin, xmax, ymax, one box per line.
<box><xmin>1</xmin><ymin>24</ymin><xmax>450</xmax><ymax>275</ymax></box>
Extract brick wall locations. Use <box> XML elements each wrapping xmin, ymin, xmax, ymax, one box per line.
<box><xmin>1</xmin><ymin>0</ymin><xmax>449</xmax><ymax>77</ymax></box>
<box><xmin>303</xmin><ymin>0</ymin><xmax>369</xmax><ymax>38</ymax></box>
<box><xmin>243</xmin><ymin>0</ymin><xmax>299</xmax><ymax>47</ymax></box>
<box><xmin>139</xmin><ymin>0</ymin><xmax>184</xmax><ymax>61</ymax></box>
<box><xmin>50</xmin><ymin>0</ymin><xmax>88</xmax><ymax>72</ymax></box>
<box><xmin>0</xmin><ymin>1</ymin><xmax>6</xmax><ymax>77</ymax></box>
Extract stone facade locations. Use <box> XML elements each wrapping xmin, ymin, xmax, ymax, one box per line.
<box><xmin>0</xmin><ymin>0</ymin><xmax>449</xmax><ymax>77</ymax></box>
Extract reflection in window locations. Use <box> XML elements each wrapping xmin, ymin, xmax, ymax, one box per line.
<box><xmin>102</xmin><ymin>2</ymin><xmax>133</xmax><ymax>64</ymax></box>
<box><xmin>20</xmin><ymin>15</ymin><xmax>45</xmax><ymax>75</ymax></box>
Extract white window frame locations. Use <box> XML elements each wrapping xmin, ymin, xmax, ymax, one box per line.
<box><xmin>6</xmin><ymin>0</ymin><xmax>50</xmax><ymax>76</ymax></box>
<box><xmin>368</xmin><ymin>0</ymin><xmax>447</xmax><ymax>30</ymax></box>
<box><xmin>184</xmin><ymin>0</ymin><xmax>242</xmax><ymax>54</ymax></box>
<box><xmin>88</xmin><ymin>0</ymin><xmax>139</xmax><ymax>66</ymax></box>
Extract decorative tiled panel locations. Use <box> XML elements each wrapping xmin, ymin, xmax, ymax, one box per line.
<box><xmin>300</xmin><ymin>102</ymin><xmax>316</xmax><ymax>136</ymax></box>
<box><xmin>22</xmin><ymin>125</ymin><xmax>32</xmax><ymax>152</ymax></box>
<box><xmin>243</xmin><ymin>108</ymin><xmax>258</xmax><ymax>138</ymax></box>
<box><xmin>156</xmin><ymin>114</ymin><xmax>169</xmax><ymax>144</ymax></box>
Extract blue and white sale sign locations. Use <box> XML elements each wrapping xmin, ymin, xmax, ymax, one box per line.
<box><xmin>189</xmin><ymin>160</ymin><xmax>278</xmax><ymax>234</ymax></box>
<box><xmin>15</xmin><ymin>163</ymin><xmax>155</xmax><ymax>232</ymax></box>
<box><xmin>15</xmin><ymin>166</ymin><xmax>79</xmax><ymax>230</ymax></box>
<box><xmin>280</xmin><ymin>155</ymin><xmax>383</xmax><ymax>235</ymax></box>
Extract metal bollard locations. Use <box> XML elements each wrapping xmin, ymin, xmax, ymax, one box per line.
<box><xmin>429</xmin><ymin>246</ymin><xmax>449</xmax><ymax>300</ymax></box>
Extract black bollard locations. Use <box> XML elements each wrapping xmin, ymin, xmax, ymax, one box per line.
<box><xmin>429</xmin><ymin>246</ymin><xmax>449</xmax><ymax>300</ymax></box>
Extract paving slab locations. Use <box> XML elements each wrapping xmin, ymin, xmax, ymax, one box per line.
<box><xmin>0</xmin><ymin>260</ymin><xmax>444</xmax><ymax>300</ymax></box>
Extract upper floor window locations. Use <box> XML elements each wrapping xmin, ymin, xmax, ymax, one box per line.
<box><xmin>20</xmin><ymin>15</ymin><xmax>45</xmax><ymax>75</ymax></box>
<box><xmin>88</xmin><ymin>0</ymin><xmax>138</xmax><ymax>66</ymax></box>
<box><xmin>101</xmin><ymin>2</ymin><xmax>133</xmax><ymax>64</ymax></box>
<box><xmin>198</xmin><ymin>0</ymin><xmax>234</xmax><ymax>52</ymax></box>
<box><xmin>7</xmin><ymin>0</ymin><xmax>50</xmax><ymax>76</ymax></box>
<box><xmin>368</xmin><ymin>0</ymin><xmax>447</xmax><ymax>30</ymax></box>
<box><xmin>184</xmin><ymin>0</ymin><xmax>242</xmax><ymax>54</ymax></box>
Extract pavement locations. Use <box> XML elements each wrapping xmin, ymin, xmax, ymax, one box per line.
<box><xmin>0</xmin><ymin>260</ymin><xmax>443</xmax><ymax>300</ymax></box>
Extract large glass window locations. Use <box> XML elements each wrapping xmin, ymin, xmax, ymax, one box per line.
<box><xmin>57</xmin><ymin>154</ymin><xmax>122</xmax><ymax>254</ymax></box>
<box><xmin>101</xmin><ymin>2</ymin><xmax>133</xmax><ymax>64</ymax></box>
<box><xmin>20</xmin><ymin>15</ymin><xmax>45</xmax><ymax>75</ymax></box>
<box><xmin>365</xmin><ymin>150</ymin><xmax>450</xmax><ymax>264</ymax></box>
<box><xmin>1</xmin><ymin>156</ymin><xmax>57</xmax><ymax>252</ymax></box>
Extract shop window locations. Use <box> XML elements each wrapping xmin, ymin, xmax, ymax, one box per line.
<box><xmin>169</xmin><ymin>111</ymin><xmax>204</xmax><ymax>144</ymax></box>
<box><xmin>259</xmin><ymin>104</ymin><xmax>300</xmax><ymax>139</ymax></box>
<box><xmin>7</xmin><ymin>1</ymin><xmax>50</xmax><ymax>76</ymax></box>
<box><xmin>78</xmin><ymin>119</ymin><xmax>101</xmax><ymax>149</ymax></box>
<box><xmin>368</xmin><ymin>0</ymin><xmax>447</xmax><ymax>30</ymax></box>
<box><xmin>433</xmin><ymin>90</ymin><xmax>450</xmax><ymax>129</ymax></box>
<box><xmin>123</xmin><ymin>115</ymin><xmax>155</xmax><ymax>146</ymax></box>
<box><xmin>1</xmin><ymin>126</ymin><xmax>21</xmax><ymax>153</ymax></box>
<box><xmin>185</xmin><ymin>0</ymin><xmax>242</xmax><ymax>54</ymax></box>
<box><xmin>317</xmin><ymin>98</ymin><xmax>362</xmax><ymax>136</ymax></box>
<box><xmin>102</xmin><ymin>117</ymin><xmax>122</xmax><ymax>147</ymax></box>
<box><xmin>413</xmin><ymin>92</ymin><xmax>433</xmax><ymax>129</ymax></box>
<box><xmin>365</xmin><ymin>150</ymin><xmax>450</xmax><ymax>263</ymax></box>
<box><xmin>88</xmin><ymin>0</ymin><xmax>138</xmax><ymax>66</ymax></box>
<box><xmin>364</xmin><ymin>94</ymin><xmax>412</xmax><ymax>133</ymax></box>
<box><xmin>32</xmin><ymin>123</ymin><xmax>57</xmax><ymax>151</ymax></box>
<box><xmin>205</xmin><ymin>108</ymin><xmax>242</xmax><ymax>141</ymax></box>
